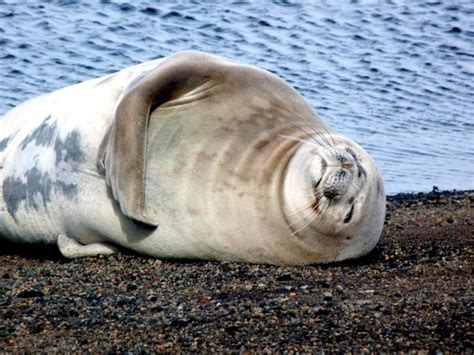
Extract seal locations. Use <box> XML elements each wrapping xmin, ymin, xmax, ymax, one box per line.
<box><xmin>0</xmin><ymin>51</ymin><xmax>385</xmax><ymax>265</ymax></box>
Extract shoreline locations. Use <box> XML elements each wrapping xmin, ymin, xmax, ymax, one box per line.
<box><xmin>1</xmin><ymin>189</ymin><xmax>472</xmax><ymax>352</ymax></box>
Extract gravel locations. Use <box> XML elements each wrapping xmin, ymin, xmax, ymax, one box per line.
<box><xmin>1</xmin><ymin>189</ymin><xmax>472</xmax><ymax>352</ymax></box>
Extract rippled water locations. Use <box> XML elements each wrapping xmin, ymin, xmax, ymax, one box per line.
<box><xmin>1</xmin><ymin>0</ymin><xmax>473</xmax><ymax>194</ymax></box>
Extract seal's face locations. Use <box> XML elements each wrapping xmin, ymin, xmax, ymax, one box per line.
<box><xmin>282</xmin><ymin>133</ymin><xmax>385</xmax><ymax>263</ymax></box>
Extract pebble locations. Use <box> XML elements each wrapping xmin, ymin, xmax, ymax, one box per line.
<box><xmin>0</xmin><ymin>189</ymin><xmax>472</xmax><ymax>352</ymax></box>
<box><xmin>323</xmin><ymin>292</ymin><xmax>333</xmax><ymax>300</ymax></box>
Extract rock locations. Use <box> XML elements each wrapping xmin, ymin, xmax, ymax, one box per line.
<box><xmin>323</xmin><ymin>292</ymin><xmax>333</xmax><ymax>300</ymax></box>
<box><xmin>16</xmin><ymin>289</ymin><xmax>44</xmax><ymax>298</ymax></box>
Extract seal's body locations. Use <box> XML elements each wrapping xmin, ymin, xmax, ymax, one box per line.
<box><xmin>0</xmin><ymin>51</ymin><xmax>385</xmax><ymax>265</ymax></box>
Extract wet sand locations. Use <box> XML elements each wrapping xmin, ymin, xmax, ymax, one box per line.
<box><xmin>1</xmin><ymin>190</ymin><xmax>472</xmax><ymax>352</ymax></box>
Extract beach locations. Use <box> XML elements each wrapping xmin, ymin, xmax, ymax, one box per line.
<box><xmin>1</xmin><ymin>189</ymin><xmax>472</xmax><ymax>352</ymax></box>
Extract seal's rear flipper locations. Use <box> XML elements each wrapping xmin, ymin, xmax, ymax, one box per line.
<box><xmin>57</xmin><ymin>234</ymin><xmax>118</xmax><ymax>258</ymax></box>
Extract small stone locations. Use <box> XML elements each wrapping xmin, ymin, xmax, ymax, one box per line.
<box><xmin>147</xmin><ymin>295</ymin><xmax>157</xmax><ymax>302</ymax></box>
<box><xmin>17</xmin><ymin>289</ymin><xmax>44</xmax><ymax>298</ymax></box>
<box><xmin>320</xmin><ymin>279</ymin><xmax>330</xmax><ymax>288</ymax></box>
<box><xmin>225</xmin><ymin>325</ymin><xmax>239</xmax><ymax>335</ymax></box>
<box><xmin>197</xmin><ymin>297</ymin><xmax>209</xmax><ymax>305</ymax></box>
<box><xmin>323</xmin><ymin>292</ymin><xmax>333</xmax><ymax>300</ymax></box>
<box><xmin>127</xmin><ymin>284</ymin><xmax>137</xmax><ymax>291</ymax></box>
<box><xmin>276</xmin><ymin>273</ymin><xmax>292</xmax><ymax>282</ymax></box>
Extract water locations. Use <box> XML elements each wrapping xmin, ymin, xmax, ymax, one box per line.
<box><xmin>1</xmin><ymin>0</ymin><xmax>473</xmax><ymax>194</ymax></box>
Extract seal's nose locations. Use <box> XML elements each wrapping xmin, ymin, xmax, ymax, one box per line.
<box><xmin>322</xmin><ymin>169</ymin><xmax>349</xmax><ymax>201</ymax></box>
<box><xmin>323</xmin><ymin>186</ymin><xmax>339</xmax><ymax>200</ymax></box>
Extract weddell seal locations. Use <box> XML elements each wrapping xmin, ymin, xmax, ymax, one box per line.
<box><xmin>0</xmin><ymin>51</ymin><xmax>385</xmax><ymax>265</ymax></box>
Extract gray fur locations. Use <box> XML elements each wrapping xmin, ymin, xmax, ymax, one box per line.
<box><xmin>2</xmin><ymin>175</ymin><xmax>27</xmax><ymax>219</ymax></box>
<box><xmin>0</xmin><ymin>136</ymin><xmax>10</xmax><ymax>152</ymax></box>
<box><xmin>2</xmin><ymin>167</ymin><xmax>78</xmax><ymax>220</ymax></box>
<box><xmin>54</xmin><ymin>130</ymin><xmax>85</xmax><ymax>165</ymax></box>
<box><xmin>3</xmin><ymin>119</ymin><xmax>84</xmax><ymax>220</ymax></box>
<box><xmin>19</xmin><ymin>115</ymin><xmax>57</xmax><ymax>150</ymax></box>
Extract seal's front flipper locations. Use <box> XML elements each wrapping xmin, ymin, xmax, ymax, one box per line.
<box><xmin>57</xmin><ymin>234</ymin><xmax>118</xmax><ymax>258</ymax></box>
<box><xmin>97</xmin><ymin>51</ymin><xmax>230</xmax><ymax>228</ymax></box>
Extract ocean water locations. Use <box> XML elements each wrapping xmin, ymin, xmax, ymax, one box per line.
<box><xmin>0</xmin><ymin>0</ymin><xmax>472</xmax><ymax>194</ymax></box>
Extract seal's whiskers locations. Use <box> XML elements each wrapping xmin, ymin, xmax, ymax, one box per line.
<box><xmin>319</xmin><ymin>123</ymin><xmax>337</xmax><ymax>148</ymax></box>
<box><xmin>278</xmin><ymin>134</ymin><xmax>320</xmax><ymax>149</ymax></box>
<box><xmin>313</xmin><ymin>190</ymin><xmax>324</xmax><ymax>214</ymax></box>
<box><xmin>285</xmin><ymin>194</ymin><xmax>327</xmax><ymax>238</ymax></box>
<box><xmin>297</xmin><ymin>119</ymin><xmax>337</xmax><ymax>152</ymax></box>
<box><xmin>286</xmin><ymin>121</ymin><xmax>330</xmax><ymax>152</ymax></box>
<box><xmin>318</xmin><ymin>200</ymin><xmax>332</xmax><ymax>226</ymax></box>
<box><xmin>287</xmin><ymin>192</ymin><xmax>323</xmax><ymax>217</ymax></box>
<box><xmin>287</xmin><ymin>201</ymin><xmax>317</xmax><ymax>217</ymax></box>
<box><xmin>286</xmin><ymin>207</ymin><xmax>315</xmax><ymax>230</ymax></box>
<box><xmin>288</xmin><ymin>211</ymin><xmax>318</xmax><ymax>237</ymax></box>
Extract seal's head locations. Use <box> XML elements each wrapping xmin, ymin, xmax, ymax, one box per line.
<box><xmin>281</xmin><ymin>132</ymin><xmax>385</xmax><ymax>263</ymax></box>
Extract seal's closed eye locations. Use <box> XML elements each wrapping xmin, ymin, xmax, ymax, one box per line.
<box><xmin>343</xmin><ymin>203</ymin><xmax>355</xmax><ymax>223</ymax></box>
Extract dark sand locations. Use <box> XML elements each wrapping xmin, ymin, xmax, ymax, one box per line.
<box><xmin>1</xmin><ymin>190</ymin><xmax>472</xmax><ymax>353</ymax></box>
